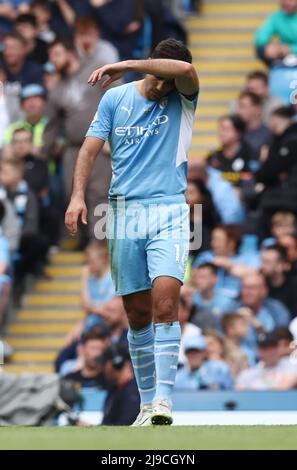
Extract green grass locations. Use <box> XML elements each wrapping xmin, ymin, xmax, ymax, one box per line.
<box><xmin>0</xmin><ymin>426</ymin><xmax>297</xmax><ymax>450</ymax></box>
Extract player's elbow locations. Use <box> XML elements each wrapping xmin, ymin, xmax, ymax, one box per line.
<box><xmin>183</xmin><ymin>63</ymin><xmax>199</xmax><ymax>87</ymax></box>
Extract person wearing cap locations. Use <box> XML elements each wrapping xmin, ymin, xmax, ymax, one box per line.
<box><xmin>101</xmin><ymin>344</ymin><xmax>140</xmax><ymax>426</ymax></box>
<box><xmin>3</xmin><ymin>83</ymin><xmax>48</xmax><ymax>155</ymax></box>
<box><xmin>236</xmin><ymin>331</ymin><xmax>297</xmax><ymax>390</ymax></box>
<box><xmin>175</xmin><ymin>336</ymin><xmax>234</xmax><ymax>390</ymax></box>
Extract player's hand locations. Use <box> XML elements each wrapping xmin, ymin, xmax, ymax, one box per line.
<box><xmin>88</xmin><ymin>62</ymin><xmax>125</xmax><ymax>88</ymax></box>
<box><xmin>65</xmin><ymin>195</ymin><xmax>87</xmax><ymax>236</ymax></box>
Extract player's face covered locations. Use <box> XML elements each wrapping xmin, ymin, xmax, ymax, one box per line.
<box><xmin>144</xmin><ymin>74</ymin><xmax>175</xmax><ymax>101</ymax></box>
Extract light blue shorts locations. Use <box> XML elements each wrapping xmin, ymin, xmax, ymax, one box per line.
<box><xmin>107</xmin><ymin>196</ymin><xmax>189</xmax><ymax>296</ymax></box>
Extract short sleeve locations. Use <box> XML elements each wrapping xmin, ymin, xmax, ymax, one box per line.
<box><xmin>86</xmin><ymin>91</ymin><xmax>113</xmax><ymax>141</ymax></box>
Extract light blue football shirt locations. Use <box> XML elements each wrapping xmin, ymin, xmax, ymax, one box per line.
<box><xmin>86</xmin><ymin>81</ymin><xmax>198</xmax><ymax>200</ymax></box>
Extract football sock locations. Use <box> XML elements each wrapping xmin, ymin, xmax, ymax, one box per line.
<box><xmin>127</xmin><ymin>323</ymin><xmax>156</xmax><ymax>406</ymax></box>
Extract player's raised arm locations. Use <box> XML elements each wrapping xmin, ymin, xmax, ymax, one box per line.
<box><xmin>88</xmin><ymin>39</ymin><xmax>199</xmax><ymax>97</ymax></box>
<box><xmin>65</xmin><ymin>136</ymin><xmax>105</xmax><ymax>236</ymax></box>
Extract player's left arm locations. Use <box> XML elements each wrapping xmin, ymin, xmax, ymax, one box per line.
<box><xmin>88</xmin><ymin>59</ymin><xmax>199</xmax><ymax>96</ymax></box>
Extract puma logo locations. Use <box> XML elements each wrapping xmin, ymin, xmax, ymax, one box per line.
<box><xmin>121</xmin><ymin>106</ymin><xmax>133</xmax><ymax>117</ymax></box>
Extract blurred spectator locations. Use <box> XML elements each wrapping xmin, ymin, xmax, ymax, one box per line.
<box><xmin>230</xmin><ymin>71</ymin><xmax>283</xmax><ymax>125</ymax></box>
<box><xmin>178</xmin><ymin>294</ymin><xmax>201</xmax><ymax>365</ymax></box>
<box><xmin>91</xmin><ymin>0</ymin><xmax>142</xmax><ymax>61</ymax></box>
<box><xmin>222</xmin><ymin>313</ymin><xmax>256</xmax><ymax>369</ymax></box>
<box><xmin>30</xmin><ymin>0</ymin><xmax>56</xmax><ymax>44</ymax></box>
<box><xmin>191</xmin><ymin>263</ymin><xmax>235</xmax><ymax>328</ymax></box>
<box><xmin>56</xmin><ymin>296</ymin><xmax>127</xmax><ymax>373</ymax></box>
<box><xmin>81</xmin><ymin>241</ymin><xmax>115</xmax><ymax>326</ymax></box>
<box><xmin>0</xmin><ymin>158</ymin><xmax>48</xmax><ymax>283</ymax></box>
<box><xmin>0</xmin><ymin>1</ymin><xmax>30</xmax><ymax>37</ymax></box>
<box><xmin>74</xmin><ymin>16</ymin><xmax>119</xmax><ymax>67</ymax></box>
<box><xmin>10</xmin><ymin>127</ymin><xmax>60</xmax><ymax>250</ymax></box>
<box><xmin>237</xmin><ymin>91</ymin><xmax>272</xmax><ymax>165</ymax></box>
<box><xmin>64</xmin><ymin>326</ymin><xmax>111</xmax><ymax>388</ymax></box>
<box><xmin>175</xmin><ymin>335</ymin><xmax>234</xmax><ymax>390</ymax></box>
<box><xmin>188</xmin><ymin>159</ymin><xmax>245</xmax><ymax>225</ymax></box>
<box><xmin>15</xmin><ymin>13</ymin><xmax>48</xmax><ymax>64</ymax></box>
<box><xmin>193</xmin><ymin>224</ymin><xmax>260</xmax><ymax>299</ymax></box>
<box><xmin>186</xmin><ymin>178</ymin><xmax>220</xmax><ymax>256</ymax></box>
<box><xmin>256</xmin><ymin>107</ymin><xmax>297</xmax><ymax>236</ymax></box>
<box><xmin>236</xmin><ymin>332</ymin><xmax>297</xmax><ymax>390</ymax></box>
<box><xmin>261</xmin><ymin>244</ymin><xmax>297</xmax><ymax>317</ymax></box>
<box><xmin>262</xmin><ymin>211</ymin><xmax>297</xmax><ymax>248</ymax></box>
<box><xmin>101</xmin><ymin>343</ymin><xmax>139</xmax><ymax>426</ymax></box>
<box><xmin>236</xmin><ymin>271</ymin><xmax>291</xmax><ymax>348</ymax></box>
<box><xmin>43</xmin><ymin>37</ymin><xmax>112</xmax><ymax>245</ymax></box>
<box><xmin>0</xmin><ymin>31</ymin><xmax>43</xmax><ymax>89</ymax></box>
<box><xmin>3</xmin><ymin>83</ymin><xmax>48</xmax><ymax>155</ymax></box>
<box><xmin>208</xmin><ymin>115</ymin><xmax>253</xmax><ymax>187</ymax></box>
<box><xmin>255</xmin><ymin>0</ymin><xmax>297</xmax><ymax>66</ymax></box>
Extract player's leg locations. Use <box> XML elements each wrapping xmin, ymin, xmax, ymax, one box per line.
<box><xmin>123</xmin><ymin>290</ymin><xmax>156</xmax><ymax>426</ymax></box>
<box><xmin>151</xmin><ymin>276</ymin><xmax>182</xmax><ymax>425</ymax></box>
<box><xmin>146</xmin><ymin>201</ymin><xmax>190</xmax><ymax>424</ymax></box>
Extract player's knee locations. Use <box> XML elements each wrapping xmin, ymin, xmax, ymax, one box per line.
<box><xmin>123</xmin><ymin>301</ymin><xmax>151</xmax><ymax>330</ymax></box>
<box><xmin>153</xmin><ymin>296</ymin><xmax>177</xmax><ymax>323</ymax></box>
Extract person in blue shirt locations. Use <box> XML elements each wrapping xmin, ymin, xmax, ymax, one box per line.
<box><xmin>233</xmin><ymin>271</ymin><xmax>291</xmax><ymax>350</ymax></box>
<box><xmin>65</xmin><ymin>38</ymin><xmax>199</xmax><ymax>426</ymax></box>
<box><xmin>175</xmin><ymin>336</ymin><xmax>234</xmax><ymax>390</ymax></box>
<box><xmin>193</xmin><ymin>224</ymin><xmax>261</xmax><ymax>300</ymax></box>
<box><xmin>191</xmin><ymin>262</ymin><xmax>236</xmax><ymax>331</ymax></box>
<box><xmin>81</xmin><ymin>240</ymin><xmax>115</xmax><ymax>331</ymax></box>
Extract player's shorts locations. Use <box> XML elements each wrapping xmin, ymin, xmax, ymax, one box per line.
<box><xmin>107</xmin><ymin>195</ymin><xmax>189</xmax><ymax>296</ymax></box>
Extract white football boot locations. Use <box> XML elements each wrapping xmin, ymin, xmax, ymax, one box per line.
<box><xmin>131</xmin><ymin>404</ymin><xmax>153</xmax><ymax>426</ymax></box>
<box><xmin>151</xmin><ymin>399</ymin><xmax>173</xmax><ymax>425</ymax></box>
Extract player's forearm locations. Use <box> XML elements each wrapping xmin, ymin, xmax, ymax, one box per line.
<box><xmin>72</xmin><ymin>147</ymin><xmax>97</xmax><ymax>198</ymax></box>
<box><xmin>125</xmin><ymin>59</ymin><xmax>194</xmax><ymax>79</ymax></box>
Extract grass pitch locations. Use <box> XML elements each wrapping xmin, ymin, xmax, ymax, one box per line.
<box><xmin>0</xmin><ymin>426</ymin><xmax>297</xmax><ymax>450</ymax></box>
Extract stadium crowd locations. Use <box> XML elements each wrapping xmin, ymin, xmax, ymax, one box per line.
<box><xmin>0</xmin><ymin>0</ymin><xmax>297</xmax><ymax>425</ymax></box>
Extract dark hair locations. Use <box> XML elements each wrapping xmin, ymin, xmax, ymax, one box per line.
<box><xmin>3</xmin><ymin>31</ymin><xmax>27</xmax><ymax>47</ymax></box>
<box><xmin>151</xmin><ymin>38</ymin><xmax>192</xmax><ymax>64</ymax></box>
<box><xmin>262</xmin><ymin>244</ymin><xmax>289</xmax><ymax>263</ymax></box>
<box><xmin>49</xmin><ymin>37</ymin><xmax>76</xmax><ymax>53</ymax></box>
<box><xmin>219</xmin><ymin>114</ymin><xmax>246</xmax><ymax>136</ymax></box>
<box><xmin>247</xmin><ymin>70</ymin><xmax>268</xmax><ymax>86</ymax></box>
<box><xmin>239</xmin><ymin>90</ymin><xmax>263</xmax><ymax>107</ymax></box>
<box><xmin>214</xmin><ymin>224</ymin><xmax>242</xmax><ymax>252</ymax></box>
<box><xmin>196</xmin><ymin>262</ymin><xmax>218</xmax><ymax>276</ymax></box>
<box><xmin>15</xmin><ymin>13</ymin><xmax>37</xmax><ymax>28</ymax></box>
<box><xmin>274</xmin><ymin>327</ymin><xmax>294</xmax><ymax>343</ymax></box>
<box><xmin>81</xmin><ymin>325</ymin><xmax>110</xmax><ymax>344</ymax></box>
<box><xmin>221</xmin><ymin>312</ymin><xmax>245</xmax><ymax>333</ymax></box>
<box><xmin>271</xmin><ymin>106</ymin><xmax>295</xmax><ymax>120</ymax></box>
<box><xmin>187</xmin><ymin>178</ymin><xmax>220</xmax><ymax>228</ymax></box>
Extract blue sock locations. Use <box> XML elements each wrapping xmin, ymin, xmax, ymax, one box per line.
<box><xmin>127</xmin><ymin>323</ymin><xmax>156</xmax><ymax>406</ymax></box>
<box><xmin>154</xmin><ymin>321</ymin><xmax>181</xmax><ymax>404</ymax></box>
